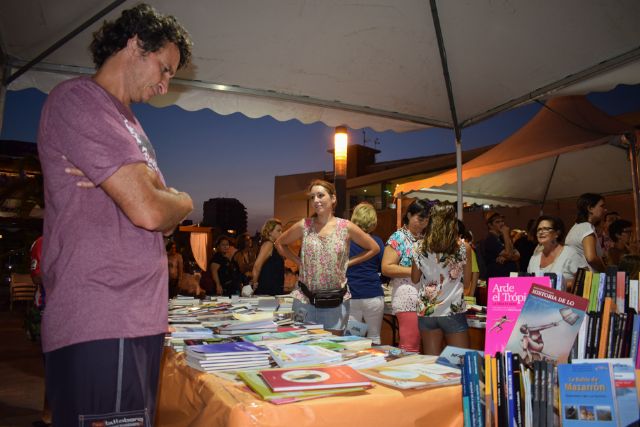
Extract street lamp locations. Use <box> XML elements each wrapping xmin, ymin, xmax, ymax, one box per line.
<box><xmin>334</xmin><ymin>126</ymin><xmax>348</xmax><ymax>218</ymax></box>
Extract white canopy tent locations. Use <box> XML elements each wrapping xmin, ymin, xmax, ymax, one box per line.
<box><xmin>1</xmin><ymin>0</ymin><xmax>640</xmax><ymax>217</ymax></box>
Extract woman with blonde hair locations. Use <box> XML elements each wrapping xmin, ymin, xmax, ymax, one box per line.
<box><xmin>346</xmin><ymin>202</ymin><xmax>385</xmax><ymax>344</ymax></box>
<box><xmin>250</xmin><ymin>219</ymin><xmax>285</xmax><ymax>295</ymax></box>
<box><xmin>276</xmin><ymin>179</ymin><xmax>379</xmax><ymax>334</ymax></box>
<box><xmin>412</xmin><ymin>202</ymin><xmax>471</xmax><ymax>355</ymax></box>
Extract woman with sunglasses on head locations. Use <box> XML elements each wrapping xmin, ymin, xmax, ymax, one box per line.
<box><xmin>276</xmin><ymin>179</ymin><xmax>379</xmax><ymax>334</ymax></box>
<box><xmin>381</xmin><ymin>199</ymin><xmax>431</xmax><ymax>353</ymax></box>
<box><xmin>411</xmin><ymin>202</ymin><xmax>472</xmax><ymax>355</ymax></box>
<box><xmin>527</xmin><ymin>216</ymin><xmax>587</xmax><ymax>291</ymax></box>
<box><xmin>565</xmin><ymin>193</ymin><xmax>607</xmax><ymax>272</ymax></box>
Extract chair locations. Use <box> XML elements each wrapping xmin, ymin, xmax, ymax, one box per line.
<box><xmin>9</xmin><ymin>273</ymin><xmax>36</xmax><ymax>311</ymax></box>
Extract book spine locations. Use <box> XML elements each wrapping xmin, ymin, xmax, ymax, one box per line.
<box><xmin>471</xmin><ymin>352</ymin><xmax>484</xmax><ymax>427</ymax></box>
<box><xmin>505</xmin><ymin>351</ymin><xmax>515</xmax><ymax>427</ymax></box>
<box><xmin>584</xmin><ymin>312</ymin><xmax>594</xmax><ymax>358</ymax></box>
<box><xmin>630</xmin><ymin>314</ymin><xmax>640</xmax><ymax>366</ymax></box>
<box><xmin>623</xmin><ymin>271</ymin><xmax>630</xmax><ymax>312</ymax></box>
<box><xmin>484</xmin><ymin>355</ymin><xmax>494</xmax><ymax>427</ymax></box>
<box><xmin>598</xmin><ymin>297</ymin><xmax>614</xmax><ymax>359</ymax></box>
<box><xmin>495</xmin><ymin>352</ymin><xmax>506</xmax><ymax>427</ymax></box>
<box><xmin>491</xmin><ymin>356</ymin><xmax>499</xmax><ymax>427</ymax></box>
<box><xmin>462</xmin><ymin>356</ymin><xmax>472</xmax><ymax>427</ymax></box>
<box><xmin>478</xmin><ymin>352</ymin><xmax>487</xmax><ymax>425</ymax></box>
<box><xmin>614</xmin><ymin>312</ymin><xmax>627</xmax><ymax>357</ymax></box>
<box><xmin>630</xmin><ymin>279</ymin><xmax>639</xmax><ymax>314</ymax></box>
<box><xmin>545</xmin><ymin>362</ymin><xmax>554</xmax><ymax>427</ymax></box>
<box><xmin>591</xmin><ymin>312</ymin><xmax>602</xmax><ymax>359</ymax></box>
<box><xmin>606</xmin><ymin>311</ymin><xmax>617</xmax><ymax>358</ymax></box>
<box><xmin>573</xmin><ymin>267</ymin><xmax>585</xmax><ymax>295</ymax></box>
<box><xmin>465</xmin><ymin>352</ymin><xmax>478</xmax><ymax>427</ymax></box>
<box><xmin>539</xmin><ymin>360</ymin><xmax>547</xmax><ymax>427</ymax></box>
<box><xmin>532</xmin><ymin>360</ymin><xmax>540</xmax><ymax>427</ymax></box>
<box><xmin>511</xmin><ymin>354</ymin><xmax>524</xmax><ymax>427</ymax></box>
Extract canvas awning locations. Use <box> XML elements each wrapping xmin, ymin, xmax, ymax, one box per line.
<box><xmin>1</xmin><ymin>0</ymin><xmax>640</xmax><ymax>133</ymax></box>
<box><xmin>394</xmin><ymin>96</ymin><xmax>636</xmax><ymax>207</ymax></box>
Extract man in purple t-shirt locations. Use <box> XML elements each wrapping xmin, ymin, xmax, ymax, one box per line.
<box><xmin>37</xmin><ymin>4</ymin><xmax>193</xmax><ymax>425</ymax></box>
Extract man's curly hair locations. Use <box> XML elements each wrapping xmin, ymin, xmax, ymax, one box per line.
<box><xmin>90</xmin><ymin>3</ymin><xmax>192</xmax><ymax>69</ymax></box>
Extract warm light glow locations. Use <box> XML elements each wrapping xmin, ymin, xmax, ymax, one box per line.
<box><xmin>334</xmin><ymin>126</ymin><xmax>348</xmax><ymax>177</ymax></box>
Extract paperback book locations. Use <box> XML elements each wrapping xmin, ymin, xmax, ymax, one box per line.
<box><xmin>360</xmin><ymin>361</ymin><xmax>461</xmax><ymax>390</ymax></box>
<box><xmin>238</xmin><ymin>370</ymin><xmax>367</xmax><ymax>404</ymax></box>
<box><xmin>436</xmin><ymin>345</ymin><xmax>484</xmax><ymax>369</ymax></box>
<box><xmin>269</xmin><ymin>343</ymin><xmax>342</xmax><ymax>368</ymax></box>
<box><xmin>504</xmin><ymin>284</ymin><xmax>588</xmax><ymax>368</ymax></box>
<box><xmin>485</xmin><ymin>276</ymin><xmax>551</xmax><ymax>356</ymax></box>
<box><xmin>259</xmin><ymin>365</ymin><xmax>372</xmax><ymax>392</ymax></box>
<box><xmin>557</xmin><ymin>362</ymin><xmax>617</xmax><ymax>426</ymax></box>
<box><xmin>185</xmin><ymin>341</ymin><xmax>270</xmax><ymax>360</ymax></box>
<box><xmin>572</xmin><ymin>358</ymin><xmax>640</xmax><ymax>427</ymax></box>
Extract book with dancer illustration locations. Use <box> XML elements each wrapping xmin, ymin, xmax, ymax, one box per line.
<box><xmin>504</xmin><ymin>284</ymin><xmax>588</xmax><ymax>368</ymax></box>
<box><xmin>485</xmin><ymin>276</ymin><xmax>551</xmax><ymax>356</ymax></box>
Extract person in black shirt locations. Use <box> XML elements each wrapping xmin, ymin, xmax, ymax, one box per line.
<box><xmin>479</xmin><ymin>211</ymin><xmax>520</xmax><ymax>278</ymax></box>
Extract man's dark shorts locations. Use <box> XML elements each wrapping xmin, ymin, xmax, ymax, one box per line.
<box><xmin>45</xmin><ymin>333</ymin><xmax>164</xmax><ymax>427</ymax></box>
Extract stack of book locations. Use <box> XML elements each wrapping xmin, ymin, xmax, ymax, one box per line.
<box><xmin>238</xmin><ymin>365</ymin><xmax>372</xmax><ymax>404</ymax></box>
<box><xmin>216</xmin><ymin>319</ymin><xmax>278</xmax><ymax>336</ymax></box>
<box><xmin>169</xmin><ymin>325</ymin><xmax>215</xmax><ymax>340</ymax></box>
<box><xmin>243</xmin><ymin>331</ymin><xmax>309</xmax><ymax>347</ymax></box>
<box><xmin>185</xmin><ymin>341</ymin><xmax>272</xmax><ymax>373</ymax></box>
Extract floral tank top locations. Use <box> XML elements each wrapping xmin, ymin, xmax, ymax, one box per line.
<box><xmin>387</xmin><ymin>228</ymin><xmax>421</xmax><ymax>314</ymax></box>
<box><xmin>291</xmin><ymin>217</ymin><xmax>351</xmax><ymax>304</ymax></box>
<box><xmin>414</xmin><ymin>243</ymin><xmax>467</xmax><ymax>317</ymax></box>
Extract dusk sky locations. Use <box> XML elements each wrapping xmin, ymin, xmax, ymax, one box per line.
<box><xmin>2</xmin><ymin>84</ymin><xmax>640</xmax><ymax>232</ymax></box>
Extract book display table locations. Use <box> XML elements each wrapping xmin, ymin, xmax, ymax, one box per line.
<box><xmin>156</xmin><ymin>349</ymin><xmax>463</xmax><ymax>427</ymax></box>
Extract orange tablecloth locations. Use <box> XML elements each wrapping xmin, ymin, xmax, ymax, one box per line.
<box><xmin>156</xmin><ymin>350</ymin><xmax>464</xmax><ymax>427</ymax></box>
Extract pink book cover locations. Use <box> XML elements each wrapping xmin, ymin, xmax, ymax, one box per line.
<box><xmin>484</xmin><ymin>276</ymin><xmax>551</xmax><ymax>356</ymax></box>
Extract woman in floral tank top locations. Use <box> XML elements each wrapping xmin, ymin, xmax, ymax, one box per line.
<box><xmin>276</xmin><ymin>179</ymin><xmax>379</xmax><ymax>333</ymax></box>
<box><xmin>381</xmin><ymin>199</ymin><xmax>431</xmax><ymax>352</ymax></box>
<box><xmin>411</xmin><ymin>203</ymin><xmax>472</xmax><ymax>355</ymax></box>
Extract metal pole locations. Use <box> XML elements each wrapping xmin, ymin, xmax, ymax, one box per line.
<box><xmin>0</xmin><ymin>62</ymin><xmax>6</xmax><ymax>134</ymax></box>
<box><xmin>396</xmin><ymin>194</ymin><xmax>403</xmax><ymax>229</ymax></box>
<box><xmin>455</xmin><ymin>136</ymin><xmax>463</xmax><ymax>219</ymax></box>
<box><xmin>430</xmin><ymin>0</ymin><xmax>464</xmax><ymax>219</ymax></box>
<box><xmin>4</xmin><ymin>0</ymin><xmax>127</xmax><ymax>86</ymax></box>
<box><xmin>626</xmin><ymin>132</ymin><xmax>640</xmax><ymax>240</ymax></box>
<box><xmin>335</xmin><ymin>177</ymin><xmax>346</xmax><ymax>219</ymax></box>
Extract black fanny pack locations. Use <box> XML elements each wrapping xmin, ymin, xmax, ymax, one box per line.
<box><xmin>298</xmin><ymin>281</ymin><xmax>347</xmax><ymax>308</ymax></box>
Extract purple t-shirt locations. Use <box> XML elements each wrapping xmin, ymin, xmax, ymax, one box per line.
<box><xmin>38</xmin><ymin>77</ymin><xmax>168</xmax><ymax>352</ymax></box>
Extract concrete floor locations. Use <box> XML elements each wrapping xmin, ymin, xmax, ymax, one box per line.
<box><xmin>0</xmin><ymin>287</ymin><xmax>45</xmax><ymax>427</ymax></box>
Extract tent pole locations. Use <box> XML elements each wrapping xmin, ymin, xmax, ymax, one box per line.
<box><xmin>0</xmin><ymin>59</ymin><xmax>6</xmax><ymax>134</ymax></box>
<box><xmin>455</xmin><ymin>136</ymin><xmax>463</xmax><ymax>219</ymax></box>
<box><xmin>626</xmin><ymin>132</ymin><xmax>640</xmax><ymax>239</ymax></box>
<box><xmin>4</xmin><ymin>0</ymin><xmax>126</xmax><ymax>86</ymax></box>
<box><xmin>396</xmin><ymin>194</ymin><xmax>403</xmax><ymax>229</ymax></box>
<box><xmin>430</xmin><ymin>0</ymin><xmax>464</xmax><ymax>219</ymax></box>
<box><xmin>539</xmin><ymin>155</ymin><xmax>560</xmax><ymax>216</ymax></box>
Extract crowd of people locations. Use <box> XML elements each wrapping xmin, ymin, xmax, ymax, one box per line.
<box><xmin>26</xmin><ymin>2</ymin><xmax>640</xmax><ymax>425</ymax></box>
<box><xmin>476</xmin><ymin>193</ymin><xmax>639</xmax><ymax>291</ymax></box>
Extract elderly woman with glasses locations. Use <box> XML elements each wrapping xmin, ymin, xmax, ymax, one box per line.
<box><xmin>527</xmin><ymin>215</ymin><xmax>588</xmax><ymax>291</ymax></box>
